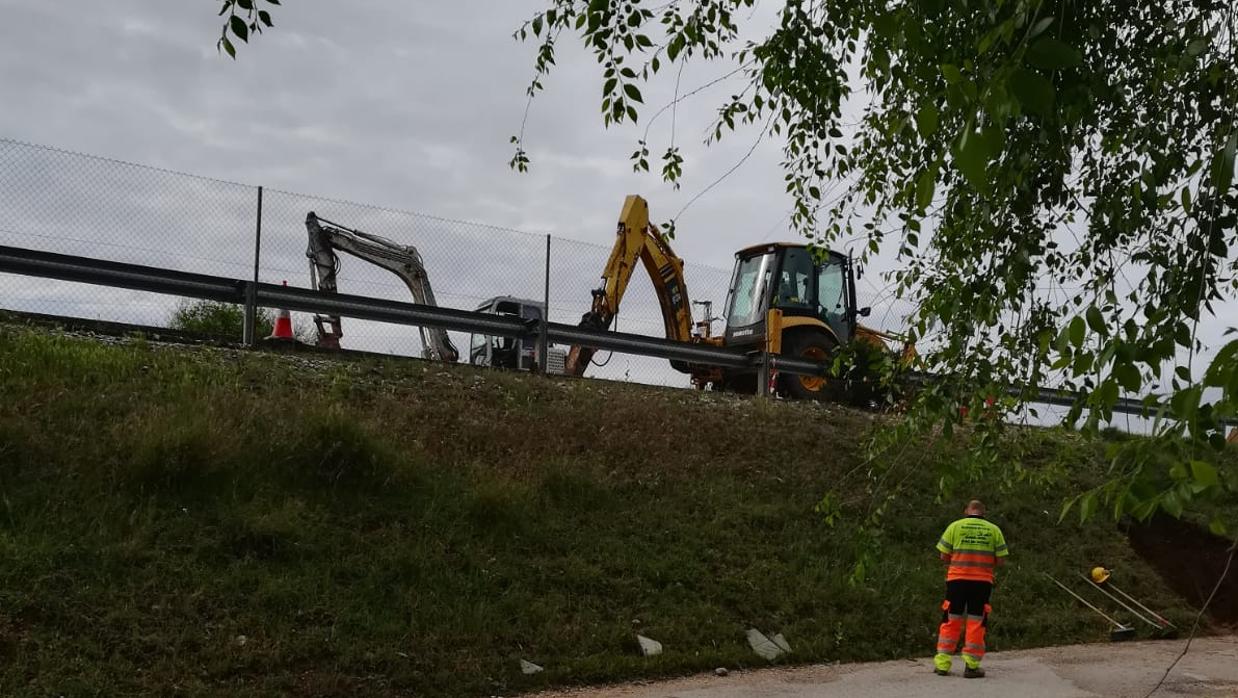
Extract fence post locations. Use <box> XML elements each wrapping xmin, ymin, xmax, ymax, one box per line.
<box><xmin>243</xmin><ymin>185</ymin><xmax>264</xmax><ymax>345</ymax></box>
<box><xmin>538</xmin><ymin>234</ymin><xmax>550</xmax><ymax>374</ymax></box>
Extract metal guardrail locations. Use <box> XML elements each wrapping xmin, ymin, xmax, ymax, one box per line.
<box><xmin>1</xmin><ymin>243</ymin><xmax>1232</xmax><ymax>427</ymax></box>
<box><xmin>0</xmin><ymin>243</ymin><xmax>761</xmax><ymax>372</ymax></box>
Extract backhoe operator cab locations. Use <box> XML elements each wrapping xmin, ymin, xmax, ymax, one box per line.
<box><xmin>721</xmin><ymin>243</ymin><xmax>872</xmax><ymax>399</ymax></box>
<box><xmin>469</xmin><ymin>296</ymin><xmax>566</xmax><ymax>374</ymax></box>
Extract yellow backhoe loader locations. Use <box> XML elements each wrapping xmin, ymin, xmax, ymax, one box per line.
<box><xmin>566</xmin><ymin>195</ymin><xmax>914</xmax><ymax>400</ymax></box>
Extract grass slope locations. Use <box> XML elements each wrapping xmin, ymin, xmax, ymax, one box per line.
<box><xmin>0</xmin><ymin>325</ymin><xmax>1209</xmax><ymax>696</ymax></box>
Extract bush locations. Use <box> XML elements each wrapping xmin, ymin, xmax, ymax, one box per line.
<box><xmin>169</xmin><ymin>299</ymin><xmax>275</xmax><ymax>339</ymax></box>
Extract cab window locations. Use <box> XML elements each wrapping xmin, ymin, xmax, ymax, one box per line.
<box><xmin>775</xmin><ymin>247</ymin><xmax>814</xmax><ymax>311</ymax></box>
<box><xmin>817</xmin><ymin>256</ymin><xmax>846</xmax><ymax>322</ymax></box>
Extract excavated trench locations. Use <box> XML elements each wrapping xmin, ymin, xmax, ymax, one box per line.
<box><xmin>1127</xmin><ymin>515</ymin><xmax>1238</xmax><ymax>626</ymax></box>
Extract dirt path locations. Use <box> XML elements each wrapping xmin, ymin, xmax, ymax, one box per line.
<box><xmin>529</xmin><ymin>636</ymin><xmax>1238</xmax><ymax>698</ymax></box>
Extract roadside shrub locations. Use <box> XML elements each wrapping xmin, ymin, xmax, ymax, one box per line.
<box><xmin>168</xmin><ymin>299</ymin><xmax>274</xmax><ymax>339</ymax></box>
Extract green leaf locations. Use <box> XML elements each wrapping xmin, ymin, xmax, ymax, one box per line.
<box><xmin>1058</xmin><ymin>495</ymin><xmax>1078</xmax><ymax>523</ymax></box>
<box><xmin>230</xmin><ymin>14</ymin><xmax>249</xmax><ymax>42</ymax></box>
<box><xmin>1072</xmin><ymin>352</ymin><xmax>1093</xmax><ymax>376</ymax></box>
<box><xmin>623</xmin><ymin>83</ymin><xmax>643</xmax><ymax>103</ymax></box>
<box><xmin>1211</xmin><ymin>134</ymin><xmax>1237</xmax><ymax>190</ymax></box>
<box><xmin>1204</xmin><ymin>340</ymin><xmax>1238</xmax><ymax>385</ymax></box>
<box><xmin>1069</xmin><ymin>316</ymin><xmax>1085</xmax><ymax>348</ymax></box>
<box><xmin>1190</xmin><ymin>460</ymin><xmax>1218</xmax><ymax>488</ymax></box>
<box><xmin>602</xmin><ymin>77</ymin><xmax>617</xmax><ymax>97</ymax></box>
<box><xmin>1113</xmin><ymin>363</ymin><xmax>1141</xmax><ymax>392</ymax></box>
<box><xmin>1009</xmin><ymin>69</ymin><xmax>1055</xmax><ymax>114</ymax></box>
<box><xmin>1028</xmin><ymin>17</ymin><xmax>1054</xmax><ymax>38</ymax></box>
<box><xmin>1186</xmin><ymin>37</ymin><xmax>1209</xmax><ymax>56</ymax></box>
<box><xmin>1086</xmin><ymin>306</ymin><xmax>1106</xmax><ymax>335</ymax></box>
<box><xmin>667</xmin><ymin>35</ymin><xmax>684</xmax><ymax>61</ymax></box>
<box><xmin>266</xmin><ymin>0</ymin><xmax>280</xmax><ymax>4</ymax></box>
<box><xmin>1209</xmin><ymin>517</ymin><xmax>1228</xmax><ymax>536</ymax></box>
<box><xmin>872</xmin><ymin>11</ymin><xmax>899</xmax><ymax>40</ymax></box>
<box><xmin>954</xmin><ymin>131</ymin><xmax>991</xmax><ymax>191</ymax></box>
<box><xmin>1161</xmin><ymin>490</ymin><xmax>1183</xmax><ymax>518</ymax></box>
<box><xmin>1079</xmin><ymin>492</ymin><xmax>1096</xmax><ymax>523</ymax></box>
<box><xmin>1027</xmin><ymin>37</ymin><xmax>1082</xmax><ymax>70</ymax></box>
<box><xmin>916</xmin><ymin>169</ymin><xmax>936</xmax><ymax>210</ymax></box>
<box><xmin>915</xmin><ymin>104</ymin><xmax>939</xmax><ymax>138</ymax></box>
<box><xmin>220</xmin><ymin>36</ymin><xmax>236</xmax><ymax>58</ymax></box>
<box><xmin>940</xmin><ymin>64</ymin><xmax>962</xmax><ymax>85</ymax></box>
<box><xmin>532</xmin><ymin>14</ymin><xmax>543</xmax><ymax>36</ymax></box>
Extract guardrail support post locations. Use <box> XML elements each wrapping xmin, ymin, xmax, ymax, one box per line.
<box><xmin>757</xmin><ymin>352</ymin><xmax>771</xmax><ymax>398</ymax></box>
<box><xmin>538</xmin><ymin>234</ymin><xmax>550</xmax><ymax>374</ymax></box>
<box><xmin>243</xmin><ymin>185</ymin><xmax>264</xmax><ymax>346</ymax></box>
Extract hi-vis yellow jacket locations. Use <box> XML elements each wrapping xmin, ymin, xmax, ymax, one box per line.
<box><xmin>936</xmin><ymin>516</ymin><xmax>1008</xmax><ymax>583</ymax></box>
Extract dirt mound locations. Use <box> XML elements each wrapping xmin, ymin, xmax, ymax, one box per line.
<box><xmin>1128</xmin><ymin>515</ymin><xmax>1238</xmax><ymax>625</ymax></box>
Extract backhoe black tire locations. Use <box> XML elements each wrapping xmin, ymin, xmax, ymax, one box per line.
<box><xmin>780</xmin><ymin>330</ymin><xmax>841</xmax><ymax>402</ymax></box>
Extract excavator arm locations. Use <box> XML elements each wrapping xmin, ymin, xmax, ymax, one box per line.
<box><xmin>565</xmin><ymin>195</ymin><xmax>694</xmax><ymax>376</ymax></box>
<box><xmin>305</xmin><ymin>212</ymin><xmax>460</xmax><ymax>362</ymax></box>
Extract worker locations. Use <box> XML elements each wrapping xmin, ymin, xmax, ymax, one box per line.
<box><xmin>933</xmin><ymin>499</ymin><xmax>1008</xmax><ymax>678</ymax></box>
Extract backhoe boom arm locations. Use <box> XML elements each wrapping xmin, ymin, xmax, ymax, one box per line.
<box><xmin>565</xmin><ymin>195</ymin><xmax>693</xmax><ymax>376</ymax></box>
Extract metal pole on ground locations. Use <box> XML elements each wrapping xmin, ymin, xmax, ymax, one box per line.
<box><xmin>1079</xmin><ymin>573</ymin><xmax>1158</xmax><ymax>629</ymax></box>
<box><xmin>539</xmin><ymin>234</ymin><xmax>550</xmax><ymax>374</ymax></box>
<box><xmin>243</xmin><ymin>185</ymin><xmax>264</xmax><ymax>345</ymax></box>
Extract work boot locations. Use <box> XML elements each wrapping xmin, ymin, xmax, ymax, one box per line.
<box><xmin>964</xmin><ymin>667</ymin><xmax>985</xmax><ymax>679</ymax></box>
<box><xmin>934</xmin><ymin>668</ymin><xmax>950</xmax><ymax>676</ymax></box>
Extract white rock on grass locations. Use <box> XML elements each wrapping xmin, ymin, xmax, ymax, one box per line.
<box><xmin>746</xmin><ymin>628</ymin><xmax>785</xmax><ymax>661</ymax></box>
<box><xmin>772</xmin><ymin>633</ymin><xmax>792</xmax><ymax>654</ymax></box>
<box><xmin>636</xmin><ymin>634</ymin><xmax>663</xmax><ymax>656</ymax></box>
<box><xmin>520</xmin><ymin>659</ymin><xmax>544</xmax><ymax>675</ymax></box>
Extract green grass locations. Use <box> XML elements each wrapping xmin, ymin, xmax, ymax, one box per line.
<box><xmin>0</xmin><ymin>325</ymin><xmax>1214</xmax><ymax>696</ymax></box>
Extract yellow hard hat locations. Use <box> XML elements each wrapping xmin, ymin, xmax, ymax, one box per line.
<box><xmin>1090</xmin><ymin>566</ymin><xmax>1111</xmax><ymax>584</ymax></box>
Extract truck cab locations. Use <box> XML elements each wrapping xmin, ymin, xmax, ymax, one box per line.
<box><xmin>469</xmin><ymin>296</ymin><xmax>566</xmax><ymax>374</ymax></box>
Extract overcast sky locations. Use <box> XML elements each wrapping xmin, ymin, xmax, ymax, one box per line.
<box><xmin>0</xmin><ymin>1</ymin><xmax>1231</xmax><ymax>425</ymax></box>
<box><xmin>1</xmin><ymin>1</ymin><xmax>806</xmax><ymax>268</ymax></box>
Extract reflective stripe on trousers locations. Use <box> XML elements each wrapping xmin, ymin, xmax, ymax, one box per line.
<box><xmin>935</xmin><ymin>601</ymin><xmax>990</xmax><ymax>671</ymax></box>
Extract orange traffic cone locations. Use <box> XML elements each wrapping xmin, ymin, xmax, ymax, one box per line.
<box><xmin>267</xmin><ymin>281</ymin><xmax>294</xmax><ymax>341</ymax></box>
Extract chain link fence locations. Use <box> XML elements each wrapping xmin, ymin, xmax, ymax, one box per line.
<box><xmin>0</xmin><ymin>138</ymin><xmax>915</xmax><ymax>390</ymax></box>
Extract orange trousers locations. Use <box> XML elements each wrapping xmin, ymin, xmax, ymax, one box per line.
<box><xmin>934</xmin><ymin>580</ymin><xmax>992</xmax><ymax>671</ymax></box>
<box><xmin>935</xmin><ymin>602</ymin><xmax>990</xmax><ymax>669</ymax></box>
